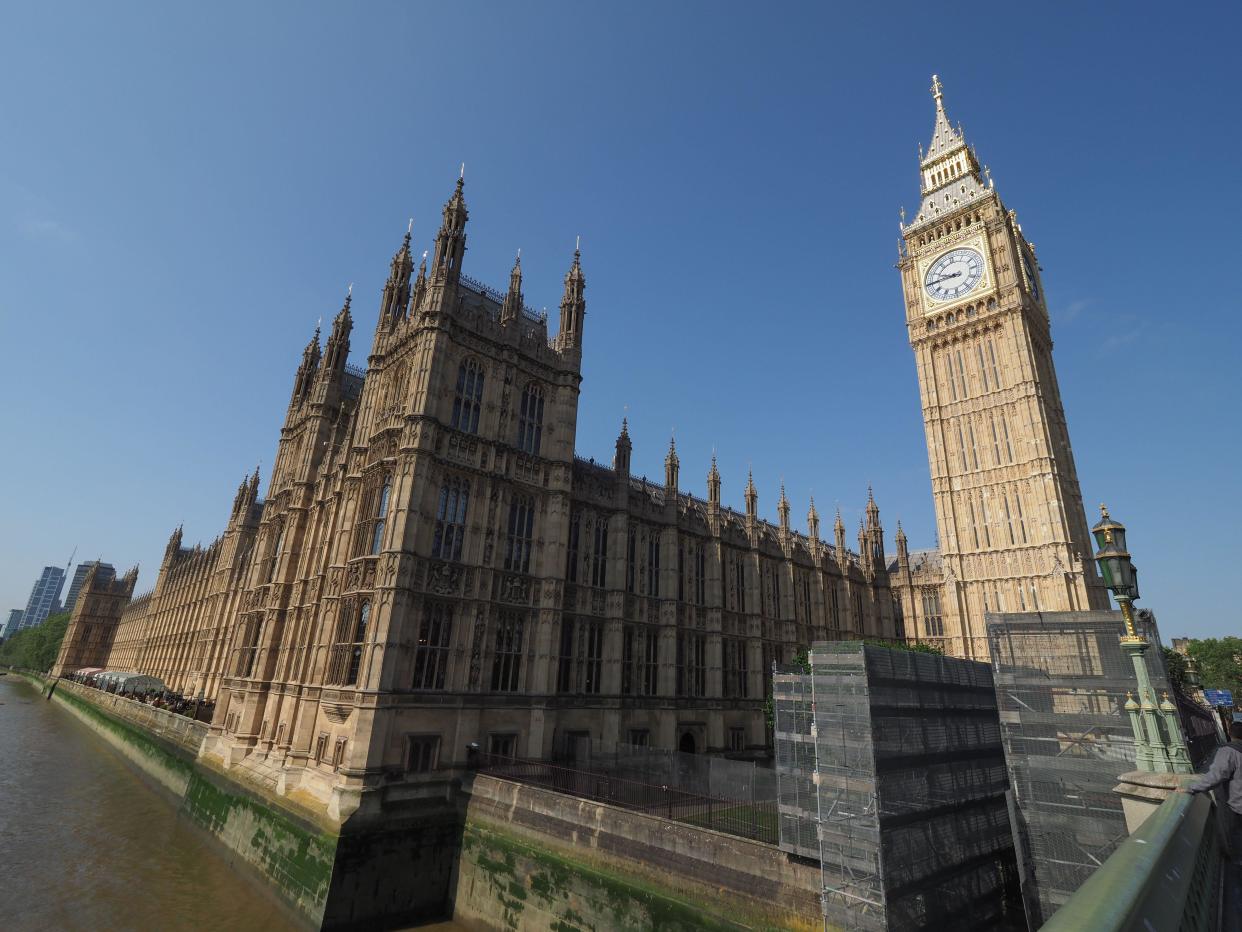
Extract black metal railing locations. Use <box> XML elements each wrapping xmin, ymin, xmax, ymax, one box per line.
<box><xmin>473</xmin><ymin>753</ymin><xmax>778</xmax><ymax>844</ymax></box>
<box><xmin>1173</xmin><ymin>686</ymin><xmax>1223</xmax><ymax>770</ymax></box>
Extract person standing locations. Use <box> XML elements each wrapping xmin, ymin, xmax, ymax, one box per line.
<box><xmin>1184</xmin><ymin>721</ymin><xmax>1242</xmax><ymax>860</ymax></box>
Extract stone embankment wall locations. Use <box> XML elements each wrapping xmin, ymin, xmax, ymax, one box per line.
<box><xmin>21</xmin><ymin>673</ymin><xmax>336</xmax><ymax>928</ymax></box>
<box><xmin>454</xmin><ymin>774</ymin><xmax>821</xmax><ymax>932</ymax></box>
<box><xmin>17</xmin><ymin>672</ymin><xmax>823</xmax><ymax>931</ymax></box>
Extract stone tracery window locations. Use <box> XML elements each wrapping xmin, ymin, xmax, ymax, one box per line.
<box><xmin>503</xmin><ymin>495</ymin><xmax>535</xmax><ymax>574</ymax></box>
<box><xmin>590</xmin><ymin>518</ymin><xmax>608</xmax><ymax>588</ymax></box>
<box><xmin>722</xmin><ymin>637</ymin><xmax>748</xmax><ymax>699</ymax></box>
<box><xmin>328</xmin><ymin>599</ymin><xmax>371</xmax><ymax>686</ymax></box>
<box><xmin>921</xmin><ymin>588</ymin><xmax>944</xmax><ymax>638</ymax></box>
<box><xmin>412</xmin><ymin>601</ymin><xmax>453</xmax><ymax>690</ymax></box>
<box><xmin>432</xmin><ymin>477</ymin><xmax>469</xmax><ymax>561</ymax></box>
<box><xmin>491</xmin><ymin>611</ymin><xmax>525</xmax><ymax>692</ymax></box>
<box><xmin>516</xmin><ymin>383</ymin><xmax>545</xmax><ymax>455</ymax></box>
<box><xmin>451</xmin><ymin>359</ymin><xmax>484</xmax><ymax>434</ymax></box>
<box><xmin>354</xmin><ymin>472</ymin><xmax>393</xmax><ymax>558</ymax></box>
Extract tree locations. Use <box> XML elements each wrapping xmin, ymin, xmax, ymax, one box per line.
<box><xmin>1185</xmin><ymin>637</ymin><xmax>1242</xmax><ymax>703</ymax></box>
<box><xmin>1162</xmin><ymin>646</ymin><xmax>1189</xmax><ymax>691</ymax></box>
<box><xmin>0</xmin><ymin>612</ymin><xmax>70</xmax><ymax>672</ymax></box>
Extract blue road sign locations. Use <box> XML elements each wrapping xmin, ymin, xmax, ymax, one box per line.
<box><xmin>1203</xmin><ymin>688</ymin><xmax>1234</xmax><ymax>708</ymax></box>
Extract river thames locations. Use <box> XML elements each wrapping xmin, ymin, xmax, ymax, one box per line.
<box><xmin>0</xmin><ymin>676</ymin><xmax>463</xmax><ymax>931</ymax></box>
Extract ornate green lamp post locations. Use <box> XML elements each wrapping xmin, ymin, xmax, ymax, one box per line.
<box><xmin>1092</xmin><ymin>505</ymin><xmax>1192</xmax><ymax>774</ymax></box>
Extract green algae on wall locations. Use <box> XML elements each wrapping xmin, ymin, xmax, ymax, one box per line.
<box><xmin>457</xmin><ymin>822</ymin><xmax>765</xmax><ymax>932</ymax></box>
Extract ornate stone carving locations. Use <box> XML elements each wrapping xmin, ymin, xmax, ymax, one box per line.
<box><xmin>427</xmin><ymin>561</ymin><xmax>461</xmax><ymax>595</ymax></box>
<box><xmin>499</xmin><ymin>573</ymin><xmax>530</xmax><ymax>605</ymax></box>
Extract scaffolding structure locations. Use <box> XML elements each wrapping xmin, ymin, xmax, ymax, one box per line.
<box><xmin>985</xmin><ymin>610</ymin><xmax>1169</xmax><ymax>928</ymax></box>
<box><xmin>775</xmin><ymin>642</ymin><xmax>1020</xmax><ymax>931</ymax></box>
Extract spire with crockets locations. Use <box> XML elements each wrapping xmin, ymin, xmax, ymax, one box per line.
<box><xmin>320</xmin><ymin>290</ymin><xmax>353</xmax><ymax>381</ymax></box>
<box><xmin>557</xmin><ymin>238</ymin><xmax>586</xmax><ymax>350</ymax></box>
<box><xmin>501</xmin><ymin>250</ymin><xmax>523</xmax><ymax>325</ymax></box>
<box><xmin>378</xmin><ymin>220</ymin><xmax>414</xmax><ymax>329</ymax></box>
<box><xmin>908</xmin><ymin>74</ymin><xmax>988</xmax><ymax>228</ymax></box>
<box><xmin>290</xmin><ymin>324</ymin><xmax>321</xmax><ymax>402</ymax></box>
<box><xmin>431</xmin><ymin>168</ymin><xmax>468</xmax><ymax>287</ymax></box>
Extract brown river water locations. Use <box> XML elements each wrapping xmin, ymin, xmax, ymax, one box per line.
<box><xmin>0</xmin><ymin>676</ymin><xmax>466</xmax><ymax>931</ymax></box>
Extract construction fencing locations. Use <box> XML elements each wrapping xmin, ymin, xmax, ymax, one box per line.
<box><xmin>985</xmin><ymin>610</ymin><xmax>1174</xmax><ymax>928</ymax></box>
<box><xmin>774</xmin><ymin>641</ymin><xmax>1021</xmax><ymax>932</ymax></box>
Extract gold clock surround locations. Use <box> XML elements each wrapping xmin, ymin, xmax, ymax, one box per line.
<box><xmin>918</xmin><ymin>234</ymin><xmax>993</xmax><ymax>314</ymax></box>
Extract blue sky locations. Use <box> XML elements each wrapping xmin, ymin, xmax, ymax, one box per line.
<box><xmin>1</xmin><ymin>2</ymin><xmax>1238</xmax><ymax>639</ymax></box>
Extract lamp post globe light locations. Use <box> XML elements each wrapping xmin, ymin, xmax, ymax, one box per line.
<box><xmin>1092</xmin><ymin>504</ymin><xmax>1192</xmax><ymax>774</ymax></box>
<box><xmin>1091</xmin><ymin>504</ymin><xmax>1140</xmax><ymax>640</ymax></box>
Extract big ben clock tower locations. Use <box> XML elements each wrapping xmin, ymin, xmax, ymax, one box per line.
<box><xmin>898</xmin><ymin>76</ymin><xmax>1109</xmax><ymax>659</ymax></box>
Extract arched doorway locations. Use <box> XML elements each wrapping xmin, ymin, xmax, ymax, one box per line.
<box><xmin>678</xmin><ymin>731</ymin><xmax>697</xmax><ymax>754</ymax></box>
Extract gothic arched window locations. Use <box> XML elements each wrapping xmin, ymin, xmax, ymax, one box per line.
<box><xmin>432</xmin><ymin>477</ymin><xmax>469</xmax><ymax>561</ymax></box>
<box><xmin>504</xmin><ymin>495</ymin><xmax>535</xmax><ymax>574</ymax></box>
<box><xmin>370</xmin><ymin>476</ymin><xmax>391</xmax><ymax>555</ymax></box>
<box><xmin>516</xmin><ymin>383</ymin><xmax>545</xmax><ymax>455</ymax></box>
<box><xmin>266</xmin><ymin>521</ymin><xmax>285</xmax><ymax>583</ymax></box>
<box><xmin>451</xmin><ymin>359</ymin><xmax>484</xmax><ymax>434</ymax></box>
<box><xmin>354</xmin><ymin>471</ymin><xmax>393</xmax><ymax>558</ymax></box>
<box><xmin>345</xmin><ymin>600</ymin><xmax>370</xmax><ymax>685</ymax></box>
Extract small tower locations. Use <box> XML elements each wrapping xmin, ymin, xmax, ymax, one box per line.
<box><xmin>431</xmin><ymin>171</ymin><xmax>468</xmax><ymax>290</ymax></box>
<box><xmin>164</xmin><ymin>525</ymin><xmax>184</xmax><ymax>566</ymax></box>
<box><xmin>707</xmin><ymin>455</ymin><xmax>721</xmax><ymax>510</ymax></box>
<box><xmin>664</xmin><ymin>436</ymin><xmax>679</xmax><ymax>491</ymax></box>
<box><xmin>320</xmin><ymin>292</ymin><xmax>353</xmax><ymax>382</ymax></box>
<box><xmin>613</xmin><ymin>417</ymin><xmax>632</xmax><ymax>476</ymax></box>
<box><xmin>501</xmin><ymin>251</ymin><xmax>523</xmax><ymax>326</ymax></box>
<box><xmin>411</xmin><ymin>250</ymin><xmax>428</xmax><ymax>313</ymax></box>
<box><xmin>807</xmin><ymin>496</ymin><xmax>822</xmax><ymax>558</ymax></box>
<box><xmin>834</xmin><ymin>507</ymin><xmax>847</xmax><ymax>559</ymax></box>
<box><xmin>865</xmin><ymin>486</ymin><xmax>885</xmax><ymax>563</ymax></box>
<box><xmin>777</xmin><ymin>483</ymin><xmax>790</xmax><ymax>533</ymax></box>
<box><xmin>895</xmin><ymin>521</ymin><xmax>910</xmax><ymax>569</ymax></box>
<box><xmin>744</xmin><ymin>470</ymin><xmax>758</xmax><ymax>522</ymax></box>
<box><xmin>378</xmin><ymin>223</ymin><xmax>414</xmax><ymax>332</ymax></box>
<box><xmin>290</xmin><ymin>326</ymin><xmax>321</xmax><ymax>404</ymax></box>
<box><xmin>557</xmin><ymin>243</ymin><xmax>586</xmax><ymax>350</ymax></box>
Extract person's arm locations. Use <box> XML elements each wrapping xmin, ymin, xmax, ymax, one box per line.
<box><xmin>1184</xmin><ymin>747</ymin><xmax>1237</xmax><ymax>794</ymax></box>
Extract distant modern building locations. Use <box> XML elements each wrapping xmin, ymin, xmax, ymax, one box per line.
<box><xmin>18</xmin><ymin>565</ymin><xmax>66</xmax><ymax>632</ymax></box>
<box><xmin>3</xmin><ymin>609</ymin><xmax>23</xmax><ymax>639</ymax></box>
<box><xmin>63</xmin><ymin>561</ymin><xmax>116</xmax><ymax>616</ymax></box>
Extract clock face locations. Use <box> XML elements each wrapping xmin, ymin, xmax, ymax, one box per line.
<box><xmin>1023</xmin><ymin>252</ymin><xmax>1039</xmax><ymax>300</ymax></box>
<box><xmin>924</xmin><ymin>247</ymin><xmax>985</xmax><ymax>302</ymax></box>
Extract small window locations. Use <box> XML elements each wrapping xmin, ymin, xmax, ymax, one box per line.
<box><xmin>314</xmin><ymin>733</ymin><xmax>328</xmax><ymax>762</ymax></box>
<box><xmin>628</xmin><ymin>729</ymin><xmax>650</xmax><ymax>748</ymax></box>
<box><xmin>488</xmin><ymin>733</ymin><xmax>518</xmax><ymax>759</ymax></box>
<box><xmin>729</xmin><ymin>727</ymin><xmax>746</xmax><ymax>752</ymax></box>
<box><xmin>406</xmin><ymin>735</ymin><xmax>440</xmax><ymax>773</ymax></box>
<box><xmin>332</xmin><ymin>738</ymin><xmax>347</xmax><ymax>771</ymax></box>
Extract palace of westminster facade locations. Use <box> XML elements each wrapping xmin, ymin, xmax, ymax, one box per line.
<box><xmin>52</xmin><ymin>78</ymin><xmax>1109</xmax><ymax>819</ymax></box>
